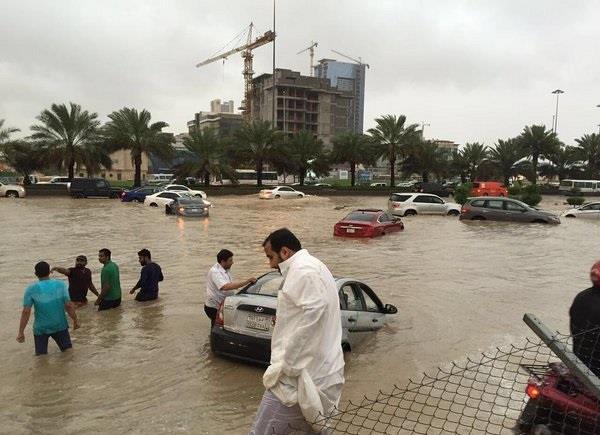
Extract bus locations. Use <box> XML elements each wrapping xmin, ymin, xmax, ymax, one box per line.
<box><xmin>234</xmin><ymin>169</ymin><xmax>279</xmax><ymax>185</ymax></box>
<box><xmin>559</xmin><ymin>179</ymin><xmax>600</xmax><ymax>194</ymax></box>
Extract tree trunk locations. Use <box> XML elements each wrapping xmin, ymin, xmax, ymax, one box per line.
<box><xmin>389</xmin><ymin>158</ymin><xmax>396</xmax><ymax>187</ymax></box>
<box><xmin>460</xmin><ymin>172</ymin><xmax>466</xmax><ymax>184</ymax></box>
<box><xmin>531</xmin><ymin>156</ymin><xmax>538</xmax><ymax>184</ymax></box>
<box><xmin>350</xmin><ymin>162</ymin><xmax>356</xmax><ymax>187</ymax></box>
<box><xmin>256</xmin><ymin>160</ymin><xmax>263</xmax><ymax>187</ymax></box>
<box><xmin>134</xmin><ymin>153</ymin><xmax>142</xmax><ymax>187</ymax></box>
<box><xmin>504</xmin><ymin>175</ymin><xmax>510</xmax><ymax>187</ymax></box>
<box><xmin>204</xmin><ymin>172</ymin><xmax>210</xmax><ymax>187</ymax></box>
<box><xmin>68</xmin><ymin>157</ymin><xmax>75</xmax><ymax>181</ymax></box>
<box><xmin>422</xmin><ymin>171</ymin><xmax>429</xmax><ymax>183</ymax></box>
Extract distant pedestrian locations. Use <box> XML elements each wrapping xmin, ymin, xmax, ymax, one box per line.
<box><xmin>250</xmin><ymin>228</ymin><xmax>344</xmax><ymax>435</ymax></box>
<box><xmin>96</xmin><ymin>248</ymin><xmax>122</xmax><ymax>311</ymax></box>
<box><xmin>130</xmin><ymin>249</ymin><xmax>163</xmax><ymax>302</ymax></box>
<box><xmin>205</xmin><ymin>249</ymin><xmax>256</xmax><ymax>327</ymax></box>
<box><xmin>51</xmin><ymin>255</ymin><xmax>99</xmax><ymax>308</ymax></box>
<box><xmin>16</xmin><ymin>261</ymin><xmax>80</xmax><ymax>356</ymax></box>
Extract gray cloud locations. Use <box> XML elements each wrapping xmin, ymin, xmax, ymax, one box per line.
<box><xmin>1</xmin><ymin>0</ymin><xmax>599</xmax><ymax>146</ymax></box>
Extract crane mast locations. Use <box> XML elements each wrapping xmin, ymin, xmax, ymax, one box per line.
<box><xmin>195</xmin><ymin>23</ymin><xmax>275</xmax><ymax>119</ymax></box>
<box><xmin>297</xmin><ymin>41</ymin><xmax>318</xmax><ymax>76</ymax></box>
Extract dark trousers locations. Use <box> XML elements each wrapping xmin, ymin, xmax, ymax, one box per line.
<box><xmin>98</xmin><ymin>298</ymin><xmax>121</xmax><ymax>311</ymax></box>
<box><xmin>204</xmin><ymin>305</ymin><xmax>217</xmax><ymax>328</ymax></box>
<box><xmin>34</xmin><ymin>329</ymin><xmax>72</xmax><ymax>355</ymax></box>
<box><xmin>135</xmin><ymin>292</ymin><xmax>157</xmax><ymax>302</ymax></box>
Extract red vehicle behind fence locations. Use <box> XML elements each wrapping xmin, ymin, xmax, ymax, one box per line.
<box><xmin>470</xmin><ymin>181</ymin><xmax>508</xmax><ymax>197</ymax></box>
<box><xmin>333</xmin><ymin>209</ymin><xmax>404</xmax><ymax>238</ymax></box>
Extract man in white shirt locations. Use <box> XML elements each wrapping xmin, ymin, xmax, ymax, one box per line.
<box><xmin>205</xmin><ymin>249</ymin><xmax>256</xmax><ymax>327</ymax></box>
<box><xmin>250</xmin><ymin>228</ymin><xmax>345</xmax><ymax>435</ymax></box>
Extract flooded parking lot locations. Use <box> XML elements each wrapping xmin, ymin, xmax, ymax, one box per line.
<box><xmin>0</xmin><ymin>194</ymin><xmax>597</xmax><ymax>434</ymax></box>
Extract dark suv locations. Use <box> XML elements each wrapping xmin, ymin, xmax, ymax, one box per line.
<box><xmin>69</xmin><ymin>178</ymin><xmax>123</xmax><ymax>198</ymax></box>
<box><xmin>412</xmin><ymin>182</ymin><xmax>452</xmax><ymax>197</ymax></box>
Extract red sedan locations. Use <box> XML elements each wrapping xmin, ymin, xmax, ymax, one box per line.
<box><xmin>333</xmin><ymin>209</ymin><xmax>404</xmax><ymax>238</ymax></box>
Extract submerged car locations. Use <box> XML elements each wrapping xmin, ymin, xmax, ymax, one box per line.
<box><xmin>0</xmin><ymin>182</ymin><xmax>26</xmax><ymax>198</ymax></box>
<box><xmin>258</xmin><ymin>186</ymin><xmax>305</xmax><ymax>199</ymax></box>
<box><xmin>165</xmin><ymin>196</ymin><xmax>210</xmax><ymax>217</ymax></box>
<box><xmin>144</xmin><ymin>191</ymin><xmax>197</xmax><ymax>208</ymax></box>
<box><xmin>563</xmin><ymin>202</ymin><xmax>600</xmax><ymax>219</ymax></box>
<box><xmin>121</xmin><ymin>186</ymin><xmax>161</xmax><ymax>203</ymax></box>
<box><xmin>334</xmin><ymin>209</ymin><xmax>404</xmax><ymax>237</ymax></box>
<box><xmin>210</xmin><ymin>271</ymin><xmax>398</xmax><ymax>365</ymax></box>
<box><xmin>388</xmin><ymin>193</ymin><xmax>461</xmax><ymax>216</ymax></box>
<box><xmin>459</xmin><ymin>197</ymin><xmax>561</xmax><ymax>224</ymax></box>
<box><xmin>161</xmin><ymin>184</ymin><xmax>207</xmax><ymax>199</ymax></box>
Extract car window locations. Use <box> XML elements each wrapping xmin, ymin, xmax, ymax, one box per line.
<box><xmin>279</xmin><ymin>187</ymin><xmax>292</xmax><ymax>191</ymax></box>
<box><xmin>378</xmin><ymin>213</ymin><xmax>390</xmax><ymax>223</ymax></box>
<box><xmin>390</xmin><ymin>194</ymin><xmax>411</xmax><ymax>202</ymax></box>
<box><xmin>471</xmin><ymin>199</ymin><xmax>485</xmax><ymax>207</ymax></box>
<box><xmin>472</xmin><ymin>182</ymin><xmax>480</xmax><ymax>188</ymax></box>
<box><xmin>245</xmin><ymin>273</ymin><xmax>282</xmax><ymax>297</ymax></box>
<box><xmin>485</xmin><ymin>200</ymin><xmax>504</xmax><ymax>210</ymax></box>
<box><xmin>505</xmin><ymin>201</ymin><xmax>526</xmax><ymax>212</ymax></box>
<box><xmin>430</xmin><ymin>196</ymin><xmax>444</xmax><ymax>204</ymax></box>
<box><xmin>346</xmin><ymin>212</ymin><xmax>376</xmax><ymax>222</ymax></box>
<box><xmin>158</xmin><ymin>192</ymin><xmax>178</xmax><ymax>199</ymax></box>
<box><xmin>340</xmin><ymin>284</ymin><xmax>364</xmax><ymax>311</ymax></box>
<box><xmin>96</xmin><ymin>181</ymin><xmax>105</xmax><ymax>188</ymax></box>
<box><xmin>359</xmin><ymin>285</ymin><xmax>381</xmax><ymax>313</ymax></box>
<box><xmin>413</xmin><ymin>195</ymin><xmax>431</xmax><ymax>203</ymax></box>
<box><xmin>592</xmin><ymin>204</ymin><xmax>600</xmax><ymax>210</ymax></box>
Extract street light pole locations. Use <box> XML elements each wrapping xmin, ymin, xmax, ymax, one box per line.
<box><xmin>597</xmin><ymin>105</ymin><xmax>600</xmax><ymax>135</ymax></box>
<box><xmin>551</xmin><ymin>89</ymin><xmax>564</xmax><ymax>134</ymax></box>
<box><xmin>420</xmin><ymin>122</ymin><xmax>430</xmax><ymax>139</ymax></box>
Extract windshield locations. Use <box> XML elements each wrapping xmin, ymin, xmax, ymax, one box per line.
<box><xmin>244</xmin><ymin>273</ymin><xmax>283</xmax><ymax>297</ymax></box>
<box><xmin>344</xmin><ymin>212</ymin><xmax>376</xmax><ymax>222</ymax></box>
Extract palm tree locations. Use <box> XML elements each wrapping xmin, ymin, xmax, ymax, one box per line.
<box><xmin>540</xmin><ymin>144</ymin><xmax>579</xmax><ymax>181</ymax></box>
<box><xmin>575</xmin><ymin>133</ymin><xmax>600</xmax><ymax>178</ymax></box>
<box><xmin>104</xmin><ymin>108</ymin><xmax>174</xmax><ymax>187</ymax></box>
<box><xmin>400</xmin><ymin>141</ymin><xmax>446</xmax><ymax>183</ymax></box>
<box><xmin>0</xmin><ymin>119</ymin><xmax>20</xmax><ymax>144</ymax></box>
<box><xmin>234</xmin><ymin>121</ymin><xmax>282</xmax><ymax>186</ymax></box>
<box><xmin>461</xmin><ymin>142</ymin><xmax>489</xmax><ymax>181</ymax></box>
<box><xmin>285</xmin><ymin>130</ymin><xmax>329</xmax><ymax>185</ymax></box>
<box><xmin>30</xmin><ymin>103</ymin><xmax>100</xmax><ymax>180</ymax></box>
<box><xmin>488</xmin><ymin>138</ymin><xmax>525</xmax><ymax>186</ymax></box>
<box><xmin>79</xmin><ymin>140</ymin><xmax>114</xmax><ymax>177</ymax></box>
<box><xmin>518</xmin><ymin>125</ymin><xmax>560</xmax><ymax>184</ymax></box>
<box><xmin>0</xmin><ymin>140</ymin><xmax>45</xmax><ymax>184</ymax></box>
<box><xmin>176</xmin><ymin>128</ymin><xmax>233</xmax><ymax>186</ymax></box>
<box><xmin>368</xmin><ymin>114</ymin><xmax>420</xmax><ymax>187</ymax></box>
<box><xmin>450</xmin><ymin>149</ymin><xmax>469</xmax><ymax>183</ymax></box>
<box><xmin>330</xmin><ymin>132</ymin><xmax>374</xmax><ymax>186</ymax></box>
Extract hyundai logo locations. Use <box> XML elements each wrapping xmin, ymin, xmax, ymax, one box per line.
<box><xmin>255</xmin><ymin>307</ymin><xmax>264</xmax><ymax>313</ymax></box>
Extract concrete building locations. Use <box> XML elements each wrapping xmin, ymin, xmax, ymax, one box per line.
<box><xmin>187</xmin><ymin>112</ymin><xmax>243</xmax><ymax>137</ymax></box>
<box><xmin>432</xmin><ymin>139</ymin><xmax>460</xmax><ymax>160</ymax></box>
<box><xmin>98</xmin><ymin>149</ymin><xmax>150</xmax><ymax>182</ymax></box>
<box><xmin>250</xmin><ymin>68</ymin><xmax>353</xmax><ymax>147</ymax></box>
<box><xmin>314</xmin><ymin>59</ymin><xmax>366</xmax><ymax>133</ymax></box>
<box><xmin>210</xmin><ymin>99</ymin><xmax>235</xmax><ymax>114</ymax></box>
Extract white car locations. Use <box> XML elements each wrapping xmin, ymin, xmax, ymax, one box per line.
<box><xmin>258</xmin><ymin>186</ymin><xmax>305</xmax><ymax>199</ymax></box>
<box><xmin>0</xmin><ymin>182</ymin><xmax>26</xmax><ymax>198</ymax></box>
<box><xmin>563</xmin><ymin>202</ymin><xmax>600</xmax><ymax>219</ymax></box>
<box><xmin>210</xmin><ymin>271</ymin><xmax>398</xmax><ymax>365</ymax></box>
<box><xmin>144</xmin><ymin>191</ymin><xmax>209</xmax><ymax>208</ymax></box>
<box><xmin>370</xmin><ymin>182</ymin><xmax>387</xmax><ymax>187</ymax></box>
<box><xmin>388</xmin><ymin>192</ymin><xmax>461</xmax><ymax>216</ymax></box>
<box><xmin>160</xmin><ymin>184</ymin><xmax>207</xmax><ymax>199</ymax></box>
<box><xmin>38</xmin><ymin>176</ymin><xmax>71</xmax><ymax>185</ymax></box>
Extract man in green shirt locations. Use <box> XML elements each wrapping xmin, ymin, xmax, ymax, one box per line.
<box><xmin>96</xmin><ymin>248</ymin><xmax>122</xmax><ymax>311</ymax></box>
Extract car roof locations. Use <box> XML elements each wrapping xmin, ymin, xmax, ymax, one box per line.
<box><xmin>351</xmin><ymin>208</ymin><xmax>383</xmax><ymax>213</ymax></box>
<box><xmin>391</xmin><ymin>192</ymin><xmax>437</xmax><ymax>196</ymax></box>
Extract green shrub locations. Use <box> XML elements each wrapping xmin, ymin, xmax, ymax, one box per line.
<box><xmin>453</xmin><ymin>183</ymin><xmax>472</xmax><ymax>205</ymax></box>
<box><xmin>518</xmin><ymin>184</ymin><xmax>542</xmax><ymax>207</ymax></box>
<box><xmin>567</xmin><ymin>197</ymin><xmax>585</xmax><ymax>206</ymax></box>
<box><xmin>508</xmin><ymin>183</ymin><xmax>522</xmax><ymax>196</ymax></box>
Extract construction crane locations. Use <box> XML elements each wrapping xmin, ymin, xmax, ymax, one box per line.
<box><xmin>331</xmin><ymin>49</ymin><xmax>370</xmax><ymax>69</ymax></box>
<box><xmin>195</xmin><ymin>23</ymin><xmax>275</xmax><ymax>118</ymax></box>
<box><xmin>297</xmin><ymin>41</ymin><xmax>318</xmax><ymax>76</ymax></box>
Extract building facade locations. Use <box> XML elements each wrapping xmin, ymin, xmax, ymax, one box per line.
<box><xmin>187</xmin><ymin>99</ymin><xmax>243</xmax><ymax>137</ymax></box>
<box><xmin>314</xmin><ymin>59</ymin><xmax>366</xmax><ymax>133</ymax></box>
<box><xmin>97</xmin><ymin>149</ymin><xmax>150</xmax><ymax>182</ymax></box>
<box><xmin>210</xmin><ymin>99</ymin><xmax>235</xmax><ymax>114</ymax></box>
<box><xmin>250</xmin><ymin>68</ymin><xmax>353</xmax><ymax>147</ymax></box>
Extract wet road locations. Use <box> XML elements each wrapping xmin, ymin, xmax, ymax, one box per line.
<box><xmin>0</xmin><ymin>194</ymin><xmax>596</xmax><ymax>434</ymax></box>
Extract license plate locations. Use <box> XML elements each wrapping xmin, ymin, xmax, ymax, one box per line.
<box><xmin>246</xmin><ymin>314</ymin><xmax>270</xmax><ymax>331</ymax></box>
<box><xmin>346</xmin><ymin>228</ymin><xmax>355</xmax><ymax>233</ymax></box>
<box><xmin>189</xmin><ymin>208</ymin><xmax>198</xmax><ymax>212</ymax></box>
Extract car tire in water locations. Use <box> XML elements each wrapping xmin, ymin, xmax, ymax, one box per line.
<box><xmin>447</xmin><ymin>210</ymin><xmax>460</xmax><ymax>216</ymax></box>
<box><xmin>404</xmin><ymin>209</ymin><xmax>417</xmax><ymax>216</ymax></box>
<box><xmin>150</xmin><ymin>203</ymin><xmax>158</xmax><ymax>207</ymax></box>
<box><xmin>274</xmin><ymin>195</ymin><xmax>281</xmax><ymax>199</ymax></box>
<box><xmin>565</xmin><ymin>214</ymin><xmax>575</xmax><ymax>218</ymax></box>
<box><xmin>298</xmin><ymin>194</ymin><xmax>303</xmax><ymax>198</ymax></box>
<box><xmin>532</xmin><ymin>219</ymin><xmax>547</xmax><ymax>224</ymax></box>
<box><xmin>5</xmin><ymin>191</ymin><xmax>19</xmax><ymax>198</ymax></box>
<box><xmin>131</xmin><ymin>199</ymin><xmax>139</xmax><ymax>203</ymax></box>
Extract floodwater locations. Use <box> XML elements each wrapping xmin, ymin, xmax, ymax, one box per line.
<box><xmin>0</xmin><ymin>194</ymin><xmax>597</xmax><ymax>434</ymax></box>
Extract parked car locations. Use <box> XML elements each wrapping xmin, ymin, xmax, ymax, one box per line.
<box><xmin>388</xmin><ymin>193</ymin><xmax>461</xmax><ymax>216</ymax></box>
<box><xmin>412</xmin><ymin>182</ymin><xmax>452</xmax><ymax>197</ymax></box>
<box><xmin>370</xmin><ymin>182</ymin><xmax>387</xmax><ymax>187</ymax></box>
<box><xmin>0</xmin><ymin>182</ymin><xmax>26</xmax><ymax>198</ymax></box>
<box><xmin>258</xmin><ymin>186</ymin><xmax>305</xmax><ymax>199</ymax></box>
<box><xmin>121</xmin><ymin>186</ymin><xmax>161</xmax><ymax>203</ymax></box>
<box><xmin>470</xmin><ymin>181</ymin><xmax>508</xmax><ymax>197</ymax></box>
<box><xmin>39</xmin><ymin>176</ymin><xmax>70</xmax><ymax>185</ymax></box>
<box><xmin>161</xmin><ymin>184</ymin><xmax>207</xmax><ymax>199</ymax></box>
<box><xmin>144</xmin><ymin>191</ymin><xmax>198</xmax><ymax>208</ymax></box>
<box><xmin>210</xmin><ymin>271</ymin><xmax>398</xmax><ymax>365</ymax></box>
<box><xmin>334</xmin><ymin>209</ymin><xmax>404</xmax><ymax>237</ymax></box>
<box><xmin>313</xmin><ymin>183</ymin><xmax>332</xmax><ymax>187</ymax></box>
<box><xmin>563</xmin><ymin>202</ymin><xmax>600</xmax><ymax>219</ymax></box>
<box><xmin>459</xmin><ymin>197</ymin><xmax>561</xmax><ymax>224</ymax></box>
<box><xmin>69</xmin><ymin>178</ymin><xmax>122</xmax><ymax>198</ymax></box>
<box><xmin>165</xmin><ymin>196</ymin><xmax>210</xmax><ymax>217</ymax></box>
<box><xmin>396</xmin><ymin>180</ymin><xmax>417</xmax><ymax>188</ymax></box>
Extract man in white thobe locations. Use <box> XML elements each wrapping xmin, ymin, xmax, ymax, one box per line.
<box><xmin>250</xmin><ymin>228</ymin><xmax>344</xmax><ymax>435</ymax></box>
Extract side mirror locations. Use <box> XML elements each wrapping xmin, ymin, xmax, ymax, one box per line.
<box><xmin>384</xmin><ymin>304</ymin><xmax>398</xmax><ymax>315</ymax></box>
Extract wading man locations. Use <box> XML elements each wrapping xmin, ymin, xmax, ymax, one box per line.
<box><xmin>204</xmin><ymin>249</ymin><xmax>256</xmax><ymax>327</ymax></box>
<box><xmin>97</xmin><ymin>248</ymin><xmax>122</xmax><ymax>311</ymax></box>
<box><xmin>130</xmin><ymin>249</ymin><xmax>163</xmax><ymax>302</ymax></box>
<box><xmin>51</xmin><ymin>255</ymin><xmax>99</xmax><ymax>307</ymax></box>
<box><xmin>17</xmin><ymin>261</ymin><xmax>80</xmax><ymax>355</ymax></box>
<box><xmin>250</xmin><ymin>228</ymin><xmax>344</xmax><ymax>434</ymax></box>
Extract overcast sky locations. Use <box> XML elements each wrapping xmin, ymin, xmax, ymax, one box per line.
<box><xmin>1</xmin><ymin>0</ymin><xmax>599</xmax><ymax>147</ymax></box>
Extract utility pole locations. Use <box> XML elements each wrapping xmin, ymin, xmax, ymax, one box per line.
<box><xmin>420</xmin><ymin>122</ymin><xmax>430</xmax><ymax>139</ymax></box>
<box><xmin>552</xmin><ymin>89</ymin><xmax>564</xmax><ymax>134</ymax></box>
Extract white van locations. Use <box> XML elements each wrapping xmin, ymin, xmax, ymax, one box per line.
<box><xmin>147</xmin><ymin>173</ymin><xmax>174</xmax><ymax>184</ymax></box>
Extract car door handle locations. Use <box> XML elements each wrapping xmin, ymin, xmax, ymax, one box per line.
<box><xmin>372</xmin><ymin>319</ymin><xmax>379</xmax><ymax>322</ymax></box>
<box><xmin>348</xmin><ymin>318</ymin><xmax>356</xmax><ymax>322</ymax></box>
